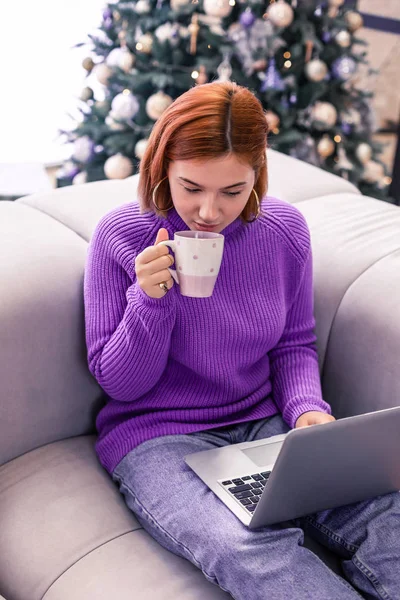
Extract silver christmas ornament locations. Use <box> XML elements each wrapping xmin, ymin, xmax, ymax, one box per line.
<box><xmin>135</xmin><ymin>0</ymin><xmax>151</xmax><ymax>14</ymax></box>
<box><xmin>72</xmin><ymin>136</ymin><xmax>94</xmax><ymax>162</ymax></box>
<box><xmin>217</xmin><ymin>54</ymin><xmax>232</xmax><ymax>82</ymax></box>
<box><xmin>355</xmin><ymin>143</ymin><xmax>372</xmax><ymax>164</ymax></box>
<box><xmin>335</xmin><ymin>30</ymin><xmax>351</xmax><ymax>48</ymax></box>
<box><xmin>203</xmin><ymin>0</ymin><xmax>233</xmax><ymax>18</ymax></box>
<box><xmin>305</xmin><ymin>59</ymin><xmax>328</xmax><ymax>82</ymax></box>
<box><xmin>111</xmin><ymin>91</ymin><xmax>140</xmax><ymax>120</ymax></box>
<box><xmin>267</xmin><ymin>0</ymin><xmax>294</xmax><ymax>28</ymax></box>
<box><xmin>105</xmin><ymin>115</ymin><xmax>127</xmax><ymax>131</ymax></box>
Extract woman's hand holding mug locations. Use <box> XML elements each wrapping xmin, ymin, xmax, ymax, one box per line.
<box><xmin>135</xmin><ymin>228</ymin><xmax>175</xmax><ymax>298</ymax></box>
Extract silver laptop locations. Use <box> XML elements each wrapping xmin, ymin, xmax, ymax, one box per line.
<box><xmin>184</xmin><ymin>407</ymin><xmax>400</xmax><ymax>529</ymax></box>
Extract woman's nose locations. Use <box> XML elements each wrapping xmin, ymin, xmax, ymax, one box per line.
<box><xmin>198</xmin><ymin>196</ymin><xmax>219</xmax><ymax>223</ymax></box>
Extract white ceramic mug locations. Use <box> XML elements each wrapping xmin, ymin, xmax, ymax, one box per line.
<box><xmin>158</xmin><ymin>231</ymin><xmax>224</xmax><ymax>298</ymax></box>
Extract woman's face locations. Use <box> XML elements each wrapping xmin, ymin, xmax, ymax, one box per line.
<box><xmin>167</xmin><ymin>154</ymin><xmax>255</xmax><ymax>233</ymax></box>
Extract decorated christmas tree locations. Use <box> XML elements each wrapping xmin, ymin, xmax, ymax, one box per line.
<box><xmin>57</xmin><ymin>0</ymin><xmax>391</xmax><ymax>200</ymax></box>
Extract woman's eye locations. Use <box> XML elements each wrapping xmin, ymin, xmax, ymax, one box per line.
<box><xmin>184</xmin><ymin>187</ymin><xmax>241</xmax><ymax>197</ymax></box>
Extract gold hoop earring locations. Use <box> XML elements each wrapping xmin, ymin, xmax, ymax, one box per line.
<box><xmin>245</xmin><ymin>188</ymin><xmax>261</xmax><ymax>223</ymax></box>
<box><xmin>152</xmin><ymin>176</ymin><xmax>173</xmax><ymax>212</ymax></box>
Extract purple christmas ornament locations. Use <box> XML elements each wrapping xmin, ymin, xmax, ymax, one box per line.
<box><xmin>261</xmin><ymin>58</ymin><xmax>285</xmax><ymax>92</ymax></box>
<box><xmin>104</xmin><ymin>18</ymin><xmax>113</xmax><ymax>30</ymax></box>
<box><xmin>341</xmin><ymin>122</ymin><xmax>352</xmax><ymax>135</ymax></box>
<box><xmin>240</xmin><ymin>9</ymin><xmax>256</xmax><ymax>29</ymax></box>
<box><xmin>332</xmin><ymin>56</ymin><xmax>357</xmax><ymax>81</ymax></box>
<box><xmin>103</xmin><ymin>8</ymin><xmax>112</xmax><ymax>20</ymax></box>
<box><xmin>314</xmin><ymin>4</ymin><xmax>324</xmax><ymax>17</ymax></box>
<box><xmin>289</xmin><ymin>93</ymin><xmax>297</xmax><ymax>104</ymax></box>
<box><xmin>322</xmin><ymin>30</ymin><xmax>331</xmax><ymax>43</ymax></box>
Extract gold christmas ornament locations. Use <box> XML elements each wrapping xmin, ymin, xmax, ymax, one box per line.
<box><xmin>355</xmin><ymin>143</ymin><xmax>372</xmax><ymax>164</ymax></box>
<box><xmin>136</xmin><ymin>33</ymin><xmax>153</xmax><ymax>54</ymax></box>
<box><xmin>345</xmin><ymin>11</ymin><xmax>364</xmax><ymax>32</ymax></box>
<box><xmin>95</xmin><ymin>100</ymin><xmax>111</xmax><ymax>112</ymax></box>
<box><xmin>267</xmin><ymin>0</ymin><xmax>294</xmax><ymax>28</ymax></box>
<box><xmin>265</xmin><ymin>110</ymin><xmax>280</xmax><ymax>130</ymax></box>
<box><xmin>119</xmin><ymin>51</ymin><xmax>135</xmax><ymax>73</ymax></box>
<box><xmin>362</xmin><ymin>160</ymin><xmax>385</xmax><ymax>183</ymax></box>
<box><xmin>203</xmin><ymin>0</ymin><xmax>233</xmax><ymax>18</ymax></box>
<box><xmin>170</xmin><ymin>0</ymin><xmax>191</xmax><ymax>8</ymax></box>
<box><xmin>80</xmin><ymin>87</ymin><xmax>94</xmax><ymax>102</ymax></box>
<box><xmin>82</xmin><ymin>57</ymin><xmax>95</xmax><ymax>72</ymax></box>
<box><xmin>317</xmin><ymin>135</ymin><xmax>335</xmax><ymax>158</ymax></box>
<box><xmin>94</xmin><ymin>63</ymin><xmax>113</xmax><ymax>85</ymax></box>
<box><xmin>335</xmin><ymin>30</ymin><xmax>351</xmax><ymax>48</ymax></box>
<box><xmin>312</xmin><ymin>102</ymin><xmax>338</xmax><ymax>129</ymax></box>
<box><xmin>305</xmin><ymin>59</ymin><xmax>328</xmax><ymax>82</ymax></box>
<box><xmin>135</xmin><ymin>138</ymin><xmax>149</xmax><ymax>160</ymax></box>
<box><xmin>72</xmin><ymin>171</ymin><xmax>88</xmax><ymax>185</ymax></box>
<box><xmin>146</xmin><ymin>91</ymin><xmax>173</xmax><ymax>121</ymax></box>
<box><xmin>104</xmin><ymin>154</ymin><xmax>134</xmax><ymax>179</ymax></box>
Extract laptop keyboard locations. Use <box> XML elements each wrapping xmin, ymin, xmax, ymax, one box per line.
<box><xmin>219</xmin><ymin>471</ymin><xmax>271</xmax><ymax>513</ymax></box>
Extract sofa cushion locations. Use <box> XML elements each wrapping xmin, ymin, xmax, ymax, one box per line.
<box><xmin>296</xmin><ymin>193</ymin><xmax>400</xmax><ymax>380</ymax></box>
<box><xmin>0</xmin><ymin>436</ymin><xmax>230</xmax><ymax>600</ymax></box>
<box><xmin>18</xmin><ymin>149</ymin><xmax>358</xmax><ymax>243</ymax></box>
<box><xmin>0</xmin><ymin>436</ymin><xmax>229</xmax><ymax>600</ymax></box>
<box><xmin>0</xmin><ymin>202</ymin><xmax>101</xmax><ymax>466</ymax></box>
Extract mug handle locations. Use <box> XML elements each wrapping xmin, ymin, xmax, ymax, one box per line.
<box><xmin>158</xmin><ymin>240</ymin><xmax>179</xmax><ymax>284</ymax></box>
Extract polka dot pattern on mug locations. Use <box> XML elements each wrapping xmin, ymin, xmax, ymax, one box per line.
<box><xmin>193</xmin><ymin>255</ymin><xmax>198</xmax><ymax>260</ymax></box>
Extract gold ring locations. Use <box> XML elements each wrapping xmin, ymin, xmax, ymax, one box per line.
<box><xmin>159</xmin><ymin>282</ymin><xmax>169</xmax><ymax>294</ymax></box>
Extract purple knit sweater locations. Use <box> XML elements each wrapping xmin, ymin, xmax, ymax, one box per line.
<box><xmin>84</xmin><ymin>196</ymin><xmax>331</xmax><ymax>474</ymax></box>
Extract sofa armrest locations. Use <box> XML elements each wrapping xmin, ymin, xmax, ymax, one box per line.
<box><xmin>0</xmin><ymin>202</ymin><xmax>102</xmax><ymax>467</ymax></box>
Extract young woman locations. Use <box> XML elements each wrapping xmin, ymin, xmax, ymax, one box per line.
<box><xmin>84</xmin><ymin>81</ymin><xmax>400</xmax><ymax>599</ymax></box>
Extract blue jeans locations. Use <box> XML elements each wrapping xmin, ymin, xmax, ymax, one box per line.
<box><xmin>112</xmin><ymin>415</ymin><xmax>400</xmax><ymax>600</ymax></box>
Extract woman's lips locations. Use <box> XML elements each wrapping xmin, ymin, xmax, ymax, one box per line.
<box><xmin>194</xmin><ymin>222</ymin><xmax>220</xmax><ymax>231</ymax></box>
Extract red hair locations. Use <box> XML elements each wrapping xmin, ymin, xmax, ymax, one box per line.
<box><xmin>138</xmin><ymin>81</ymin><xmax>269</xmax><ymax>222</ymax></box>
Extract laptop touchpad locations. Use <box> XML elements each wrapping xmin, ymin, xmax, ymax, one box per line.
<box><xmin>241</xmin><ymin>441</ymin><xmax>283</xmax><ymax>467</ymax></box>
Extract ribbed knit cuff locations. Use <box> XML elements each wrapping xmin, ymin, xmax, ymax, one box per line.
<box><xmin>283</xmin><ymin>398</ymin><xmax>332</xmax><ymax>430</ymax></box>
<box><xmin>126</xmin><ymin>282</ymin><xmax>176</xmax><ymax>323</ymax></box>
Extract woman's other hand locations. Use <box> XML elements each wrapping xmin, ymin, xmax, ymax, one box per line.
<box><xmin>295</xmin><ymin>411</ymin><xmax>336</xmax><ymax>428</ymax></box>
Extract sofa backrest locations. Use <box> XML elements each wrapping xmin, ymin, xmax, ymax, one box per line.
<box><xmin>2</xmin><ymin>151</ymin><xmax>399</xmax><ymax>468</ymax></box>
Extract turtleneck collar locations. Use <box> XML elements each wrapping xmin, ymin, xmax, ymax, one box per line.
<box><xmin>164</xmin><ymin>208</ymin><xmax>246</xmax><ymax>238</ymax></box>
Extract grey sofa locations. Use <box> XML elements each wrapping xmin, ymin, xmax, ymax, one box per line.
<box><xmin>1</xmin><ymin>149</ymin><xmax>400</xmax><ymax>600</ymax></box>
